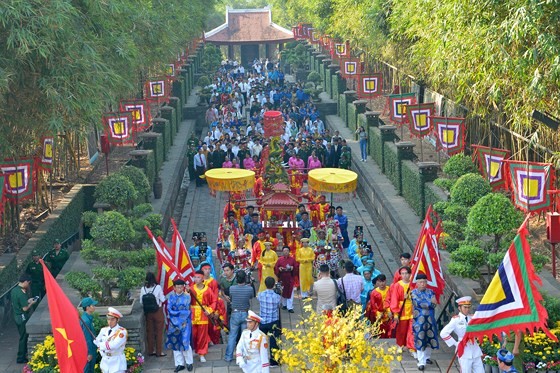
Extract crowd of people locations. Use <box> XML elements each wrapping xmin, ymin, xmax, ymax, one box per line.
<box><xmin>187</xmin><ymin>57</ymin><xmax>355</xmax><ymax>188</ymax></box>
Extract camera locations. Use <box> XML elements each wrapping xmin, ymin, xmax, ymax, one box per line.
<box><xmin>32</xmin><ymin>296</ymin><xmax>40</xmax><ymax>302</ymax></box>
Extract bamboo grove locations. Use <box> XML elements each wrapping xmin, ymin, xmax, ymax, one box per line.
<box><xmin>0</xmin><ymin>0</ymin><xmax>217</xmax><ymax>233</ymax></box>
<box><xmin>269</xmin><ymin>0</ymin><xmax>560</xmax><ymax>164</ymax></box>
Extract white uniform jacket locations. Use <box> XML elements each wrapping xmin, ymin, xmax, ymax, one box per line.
<box><xmin>440</xmin><ymin>314</ymin><xmax>482</xmax><ymax>359</ymax></box>
<box><xmin>94</xmin><ymin>324</ymin><xmax>128</xmax><ymax>373</ymax></box>
<box><xmin>235</xmin><ymin>327</ymin><xmax>270</xmax><ymax>373</ymax></box>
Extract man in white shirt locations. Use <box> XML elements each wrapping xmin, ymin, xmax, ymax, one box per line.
<box><xmin>337</xmin><ymin>261</ymin><xmax>363</xmax><ymax>306</ymax></box>
<box><xmin>252</xmin><ymin>140</ymin><xmax>263</xmax><ymax>158</ymax></box>
<box><xmin>193</xmin><ymin>148</ymin><xmax>207</xmax><ymax>187</ymax></box>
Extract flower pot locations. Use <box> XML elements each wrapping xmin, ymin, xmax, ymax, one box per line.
<box><xmin>491</xmin><ymin>366</ymin><xmax>499</xmax><ymax>373</ymax></box>
<box><xmin>483</xmin><ymin>363</ymin><xmax>492</xmax><ymax>373</ymax></box>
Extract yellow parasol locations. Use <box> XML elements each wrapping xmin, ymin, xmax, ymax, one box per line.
<box><xmin>204</xmin><ymin>168</ymin><xmax>255</xmax><ymax>192</ymax></box>
<box><xmin>307</xmin><ymin>168</ymin><xmax>358</xmax><ymax>194</ymax></box>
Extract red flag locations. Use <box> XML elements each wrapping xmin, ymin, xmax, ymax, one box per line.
<box><xmin>410</xmin><ymin>226</ymin><xmax>446</xmax><ymax>302</ymax></box>
<box><xmin>144</xmin><ymin>226</ymin><xmax>175</xmax><ymax>294</ymax></box>
<box><xmin>40</xmin><ymin>259</ymin><xmax>87</xmax><ymax>373</ymax></box>
<box><xmin>170</xmin><ymin>218</ymin><xmax>196</xmax><ymax>283</ymax></box>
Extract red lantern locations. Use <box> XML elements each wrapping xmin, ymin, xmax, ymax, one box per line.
<box><xmin>547</xmin><ymin>212</ymin><xmax>560</xmax><ymax>244</ymax></box>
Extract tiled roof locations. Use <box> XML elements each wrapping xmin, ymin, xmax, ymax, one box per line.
<box><xmin>204</xmin><ymin>7</ymin><xmax>294</xmax><ymax>44</ymax></box>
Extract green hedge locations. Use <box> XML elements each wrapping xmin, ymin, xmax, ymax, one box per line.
<box><xmin>369</xmin><ymin>127</ymin><xmax>383</xmax><ymax>166</ymax></box>
<box><xmin>425</xmin><ymin>183</ymin><xmax>446</xmax><ymax>211</ymax></box>
<box><xmin>339</xmin><ymin>94</ymin><xmax>346</xmax><ymax>122</ymax></box>
<box><xmin>128</xmin><ymin>151</ymin><xmax>156</xmax><ymax>187</ymax></box>
<box><xmin>153</xmin><ymin>119</ymin><xmax>170</xmax><ymax>160</ymax></box>
<box><xmin>402</xmin><ymin>160</ymin><xmax>423</xmax><ymax>216</ymax></box>
<box><xmin>161</xmin><ymin>106</ymin><xmax>177</xmax><ymax>145</ymax></box>
<box><xmin>384</xmin><ymin>142</ymin><xmax>399</xmax><ymax>189</ymax></box>
<box><xmin>0</xmin><ymin>256</ymin><xmax>18</xmax><ymax>297</ymax></box>
<box><xmin>325</xmin><ymin>68</ymin><xmax>332</xmax><ymax>97</ymax></box>
<box><xmin>348</xmin><ymin>103</ymin><xmax>357</xmax><ymax>132</ymax></box>
<box><xmin>0</xmin><ymin>185</ymin><xmax>95</xmax><ymax>295</ymax></box>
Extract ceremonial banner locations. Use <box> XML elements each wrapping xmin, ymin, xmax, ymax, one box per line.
<box><xmin>40</xmin><ymin>259</ymin><xmax>88</xmax><ymax>373</ymax></box>
<box><xmin>170</xmin><ymin>218</ymin><xmax>196</xmax><ymax>283</ymax></box>
<box><xmin>432</xmin><ymin>117</ymin><xmax>466</xmax><ymax>156</ymax></box>
<box><xmin>406</xmin><ymin>103</ymin><xmax>435</xmax><ymax>137</ymax></box>
<box><xmin>292</xmin><ymin>25</ymin><xmax>304</xmax><ymax>39</ymax></box>
<box><xmin>388</xmin><ymin>93</ymin><xmax>417</xmax><ymax>124</ymax></box>
<box><xmin>322</xmin><ymin>35</ymin><xmax>331</xmax><ymax>51</ymax></box>
<box><xmin>506</xmin><ymin>161</ymin><xmax>555</xmax><ymax>214</ymax></box>
<box><xmin>301</xmin><ymin>24</ymin><xmax>313</xmax><ymax>39</ymax></box>
<box><xmin>340</xmin><ymin>58</ymin><xmax>360</xmax><ymax>79</ymax></box>
<box><xmin>144</xmin><ymin>78</ymin><xmax>168</xmax><ymax>101</ymax></box>
<box><xmin>40</xmin><ymin>136</ymin><xmax>54</xmax><ymax>171</ymax></box>
<box><xmin>310</xmin><ymin>30</ymin><xmax>320</xmax><ymax>44</ymax></box>
<box><xmin>458</xmin><ymin>217</ymin><xmax>557</xmax><ymax>357</ymax></box>
<box><xmin>410</xmin><ymin>225</ymin><xmax>445</xmax><ymax>302</ymax></box>
<box><xmin>331</xmin><ymin>41</ymin><xmax>350</xmax><ymax>59</ymax></box>
<box><xmin>472</xmin><ymin>145</ymin><xmax>510</xmax><ymax>190</ymax></box>
<box><xmin>0</xmin><ymin>159</ymin><xmax>34</xmax><ymax>200</ymax></box>
<box><xmin>166</xmin><ymin>63</ymin><xmax>176</xmax><ymax>79</ymax></box>
<box><xmin>120</xmin><ymin>99</ymin><xmax>151</xmax><ymax>131</ymax></box>
<box><xmin>103</xmin><ymin>112</ymin><xmax>134</xmax><ymax>145</ymax></box>
<box><xmin>357</xmin><ymin>74</ymin><xmax>383</xmax><ymax>98</ymax></box>
<box><xmin>145</xmin><ymin>226</ymin><xmax>176</xmax><ymax>294</ymax></box>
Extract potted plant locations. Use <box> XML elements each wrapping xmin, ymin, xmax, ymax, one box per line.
<box><xmin>197</xmin><ymin>75</ymin><xmax>212</xmax><ymax>105</ymax></box>
<box><xmin>281</xmin><ymin>42</ymin><xmax>308</xmax><ymax>82</ymax></box>
<box><xmin>306</xmin><ymin>71</ymin><xmax>323</xmax><ymax>101</ymax></box>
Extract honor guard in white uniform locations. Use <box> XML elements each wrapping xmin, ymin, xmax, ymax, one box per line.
<box><xmin>94</xmin><ymin>307</ymin><xmax>128</xmax><ymax>373</ymax></box>
<box><xmin>235</xmin><ymin>310</ymin><xmax>270</xmax><ymax>373</ymax></box>
<box><xmin>440</xmin><ymin>296</ymin><xmax>484</xmax><ymax>373</ymax></box>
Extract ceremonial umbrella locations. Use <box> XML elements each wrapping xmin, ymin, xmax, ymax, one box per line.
<box><xmin>204</xmin><ymin>168</ymin><xmax>255</xmax><ymax>193</ymax></box>
<box><xmin>307</xmin><ymin>168</ymin><xmax>358</xmax><ymax>203</ymax></box>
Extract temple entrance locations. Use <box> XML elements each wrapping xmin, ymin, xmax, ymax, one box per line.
<box><xmin>241</xmin><ymin>44</ymin><xmax>259</xmax><ymax>66</ymax></box>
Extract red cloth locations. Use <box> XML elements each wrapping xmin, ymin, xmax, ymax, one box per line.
<box><xmin>274</xmin><ymin>255</ymin><xmax>298</xmax><ymax>298</ymax></box>
<box><xmin>365</xmin><ymin>288</ymin><xmax>391</xmax><ymax>338</ymax></box>
<box><xmin>193</xmin><ymin>324</ymin><xmax>210</xmax><ymax>355</ymax></box>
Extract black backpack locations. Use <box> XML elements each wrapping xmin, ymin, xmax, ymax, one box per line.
<box><xmin>142</xmin><ymin>286</ymin><xmax>159</xmax><ymax>314</ymax></box>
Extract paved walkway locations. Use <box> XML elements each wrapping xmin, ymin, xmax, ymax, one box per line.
<box><xmin>0</xmin><ymin>89</ymin><xmax>462</xmax><ymax>373</ymax></box>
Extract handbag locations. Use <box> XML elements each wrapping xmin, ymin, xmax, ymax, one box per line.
<box><xmin>333</xmin><ymin>278</ymin><xmax>348</xmax><ymax>313</ymax></box>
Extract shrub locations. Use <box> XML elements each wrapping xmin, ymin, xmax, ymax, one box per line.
<box><xmin>434</xmin><ymin>177</ymin><xmax>455</xmax><ymax>191</ymax></box>
<box><xmin>450</xmin><ymin>173</ymin><xmax>491</xmax><ymax>207</ymax></box>
<box><xmin>307</xmin><ymin>71</ymin><xmax>322</xmax><ymax>84</ymax></box>
<box><xmin>443</xmin><ymin>204</ymin><xmax>470</xmax><ymax>224</ymax></box>
<box><xmin>197</xmin><ymin>75</ymin><xmax>211</xmax><ymax>87</ymax></box>
<box><xmin>433</xmin><ymin>201</ymin><xmax>449</xmax><ymax>216</ymax></box>
<box><xmin>118</xmin><ymin>165</ymin><xmax>150</xmax><ymax>201</ymax></box>
<box><xmin>94</xmin><ymin>174</ymin><xmax>138</xmax><ymax>211</ymax></box>
<box><xmin>543</xmin><ymin>293</ymin><xmax>560</xmax><ymax>328</ymax></box>
<box><xmin>439</xmin><ymin>235</ymin><xmax>460</xmax><ymax>252</ymax></box>
<box><xmin>90</xmin><ymin>211</ymin><xmax>135</xmax><ymax>248</ymax></box>
<box><xmin>442</xmin><ymin>220</ymin><xmax>465</xmax><ymax>241</ymax></box>
<box><xmin>467</xmin><ymin>193</ymin><xmax>522</xmax><ymax>252</ymax></box>
<box><xmin>443</xmin><ymin>153</ymin><xmax>477</xmax><ymax>178</ymax></box>
<box><xmin>448</xmin><ymin>245</ymin><xmax>487</xmax><ymax>279</ymax></box>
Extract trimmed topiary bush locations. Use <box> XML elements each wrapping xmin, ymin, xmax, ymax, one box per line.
<box><xmin>94</xmin><ymin>174</ymin><xmax>138</xmax><ymax>211</ymax></box>
<box><xmin>118</xmin><ymin>165</ymin><xmax>151</xmax><ymax>201</ymax></box>
<box><xmin>448</xmin><ymin>245</ymin><xmax>487</xmax><ymax>280</ymax></box>
<box><xmin>450</xmin><ymin>173</ymin><xmax>491</xmax><ymax>207</ymax></box>
<box><xmin>443</xmin><ymin>153</ymin><xmax>477</xmax><ymax>178</ymax></box>
<box><xmin>467</xmin><ymin>193</ymin><xmax>522</xmax><ymax>252</ymax></box>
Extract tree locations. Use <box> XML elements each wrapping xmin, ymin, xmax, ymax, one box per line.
<box><xmin>467</xmin><ymin>193</ymin><xmax>523</xmax><ymax>253</ymax></box>
<box><xmin>450</xmin><ymin>173</ymin><xmax>492</xmax><ymax>207</ymax></box>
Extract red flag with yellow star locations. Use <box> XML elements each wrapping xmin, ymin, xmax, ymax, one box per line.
<box><xmin>40</xmin><ymin>259</ymin><xmax>87</xmax><ymax>372</ymax></box>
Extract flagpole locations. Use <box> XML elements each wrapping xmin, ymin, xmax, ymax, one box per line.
<box><xmin>446</xmin><ymin>351</ymin><xmax>458</xmax><ymax>373</ymax></box>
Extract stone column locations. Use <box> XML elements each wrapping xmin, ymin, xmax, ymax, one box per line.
<box><xmin>379</xmin><ymin>125</ymin><xmax>396</xmax><ymax>173</ymax></box>
<box><xmin>152</xmin><ymin>118</ymin><xmax>170</xmax><ymax>160</ymax></box>
<box><xmin>418</xmin><ymin>162</ymin><xmax>440</xmax><ymax>218</ymax></box>
<box><xmin>365</xmin><ymin>111</ymin><xmax>382</xmax><ymax>129</ymax></box>
<box><xmin>396</xmin><ymin>142</ymin><xmax>417</xmax><ymax>196</ymax></box>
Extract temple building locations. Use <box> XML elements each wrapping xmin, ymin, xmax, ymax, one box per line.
<box><xmin>204</xmin><ymin>7</ymin><xmax>294</xmax><ymax>66</ymax></box>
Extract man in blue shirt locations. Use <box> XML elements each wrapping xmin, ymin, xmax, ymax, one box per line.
<box><xmin>334</xmin><ymin>206</ymin><xmax>350</xmax><ymax>248</ymax></box>
<box><xmin>297</xmin><ymin>211</ymin><xmax>313</xmax><ymax>238</ymax></box>
<box><xmin>244</xmin><ymin>213</ymin><xmax>263</xmax><ymax>237</ymax></box>
<box><xmin>257</xmin><ymin>277</ymin><xmax>281</xmax><ymax>367</ymax></box>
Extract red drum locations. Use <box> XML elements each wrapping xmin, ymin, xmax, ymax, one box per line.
<box><xmin>263</xmin><ymin>110</ymin><xmax>284</xmax><ymax>137</ymax></box>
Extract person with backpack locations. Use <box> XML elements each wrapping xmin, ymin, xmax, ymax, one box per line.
<box><xmin>140</xmin><ymin>272</ymin><xmax>166</xmax><ymax>357</ymax></box>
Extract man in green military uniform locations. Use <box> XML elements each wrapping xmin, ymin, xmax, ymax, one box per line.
<box><xmin>11</xmin><ymin>273</ymin><xmax>38</xmax><ymax>364</ymax></box>
<box><xmin>25</xmin><ymin>250</ymin><xmax>45</xmax><ymax>300</ymax></box>
<box><xmin>45</xmin><ymin>239</ymin><xmax>69</xmax><ymax>278</ymax></box>
<box><xmin>187</xmin><ymin>134</ymin><xmax>199</xmax><ymax>181</ymax></box>
<box><xmin>80</xmin><ymin>297</ymin><xmax>99</xmax><ymax>373</ymax></box>
<box><xmin>339</xmin><ymin>146</ymin><xmax>352</xmax><ymax>169</ymax></box>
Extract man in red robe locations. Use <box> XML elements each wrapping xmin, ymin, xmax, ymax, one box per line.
<box><xmin>389</xmin><ymin>266</ymin><xmax>415</xmax><ymax>353</ymax></box>
<box><xmin>201</xmin><ymin>263</ymin><xmax>221</xmax><ymax>345</ymax></box>
<box><xmin>190</xmin><ymin>271</ymin><xmax>217</xmax><ymax>363</ymax></box>
<box><xmin>274</xmin><ymin>246</ymin><xmax>299</xmax><ymax>312</ymax></box>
